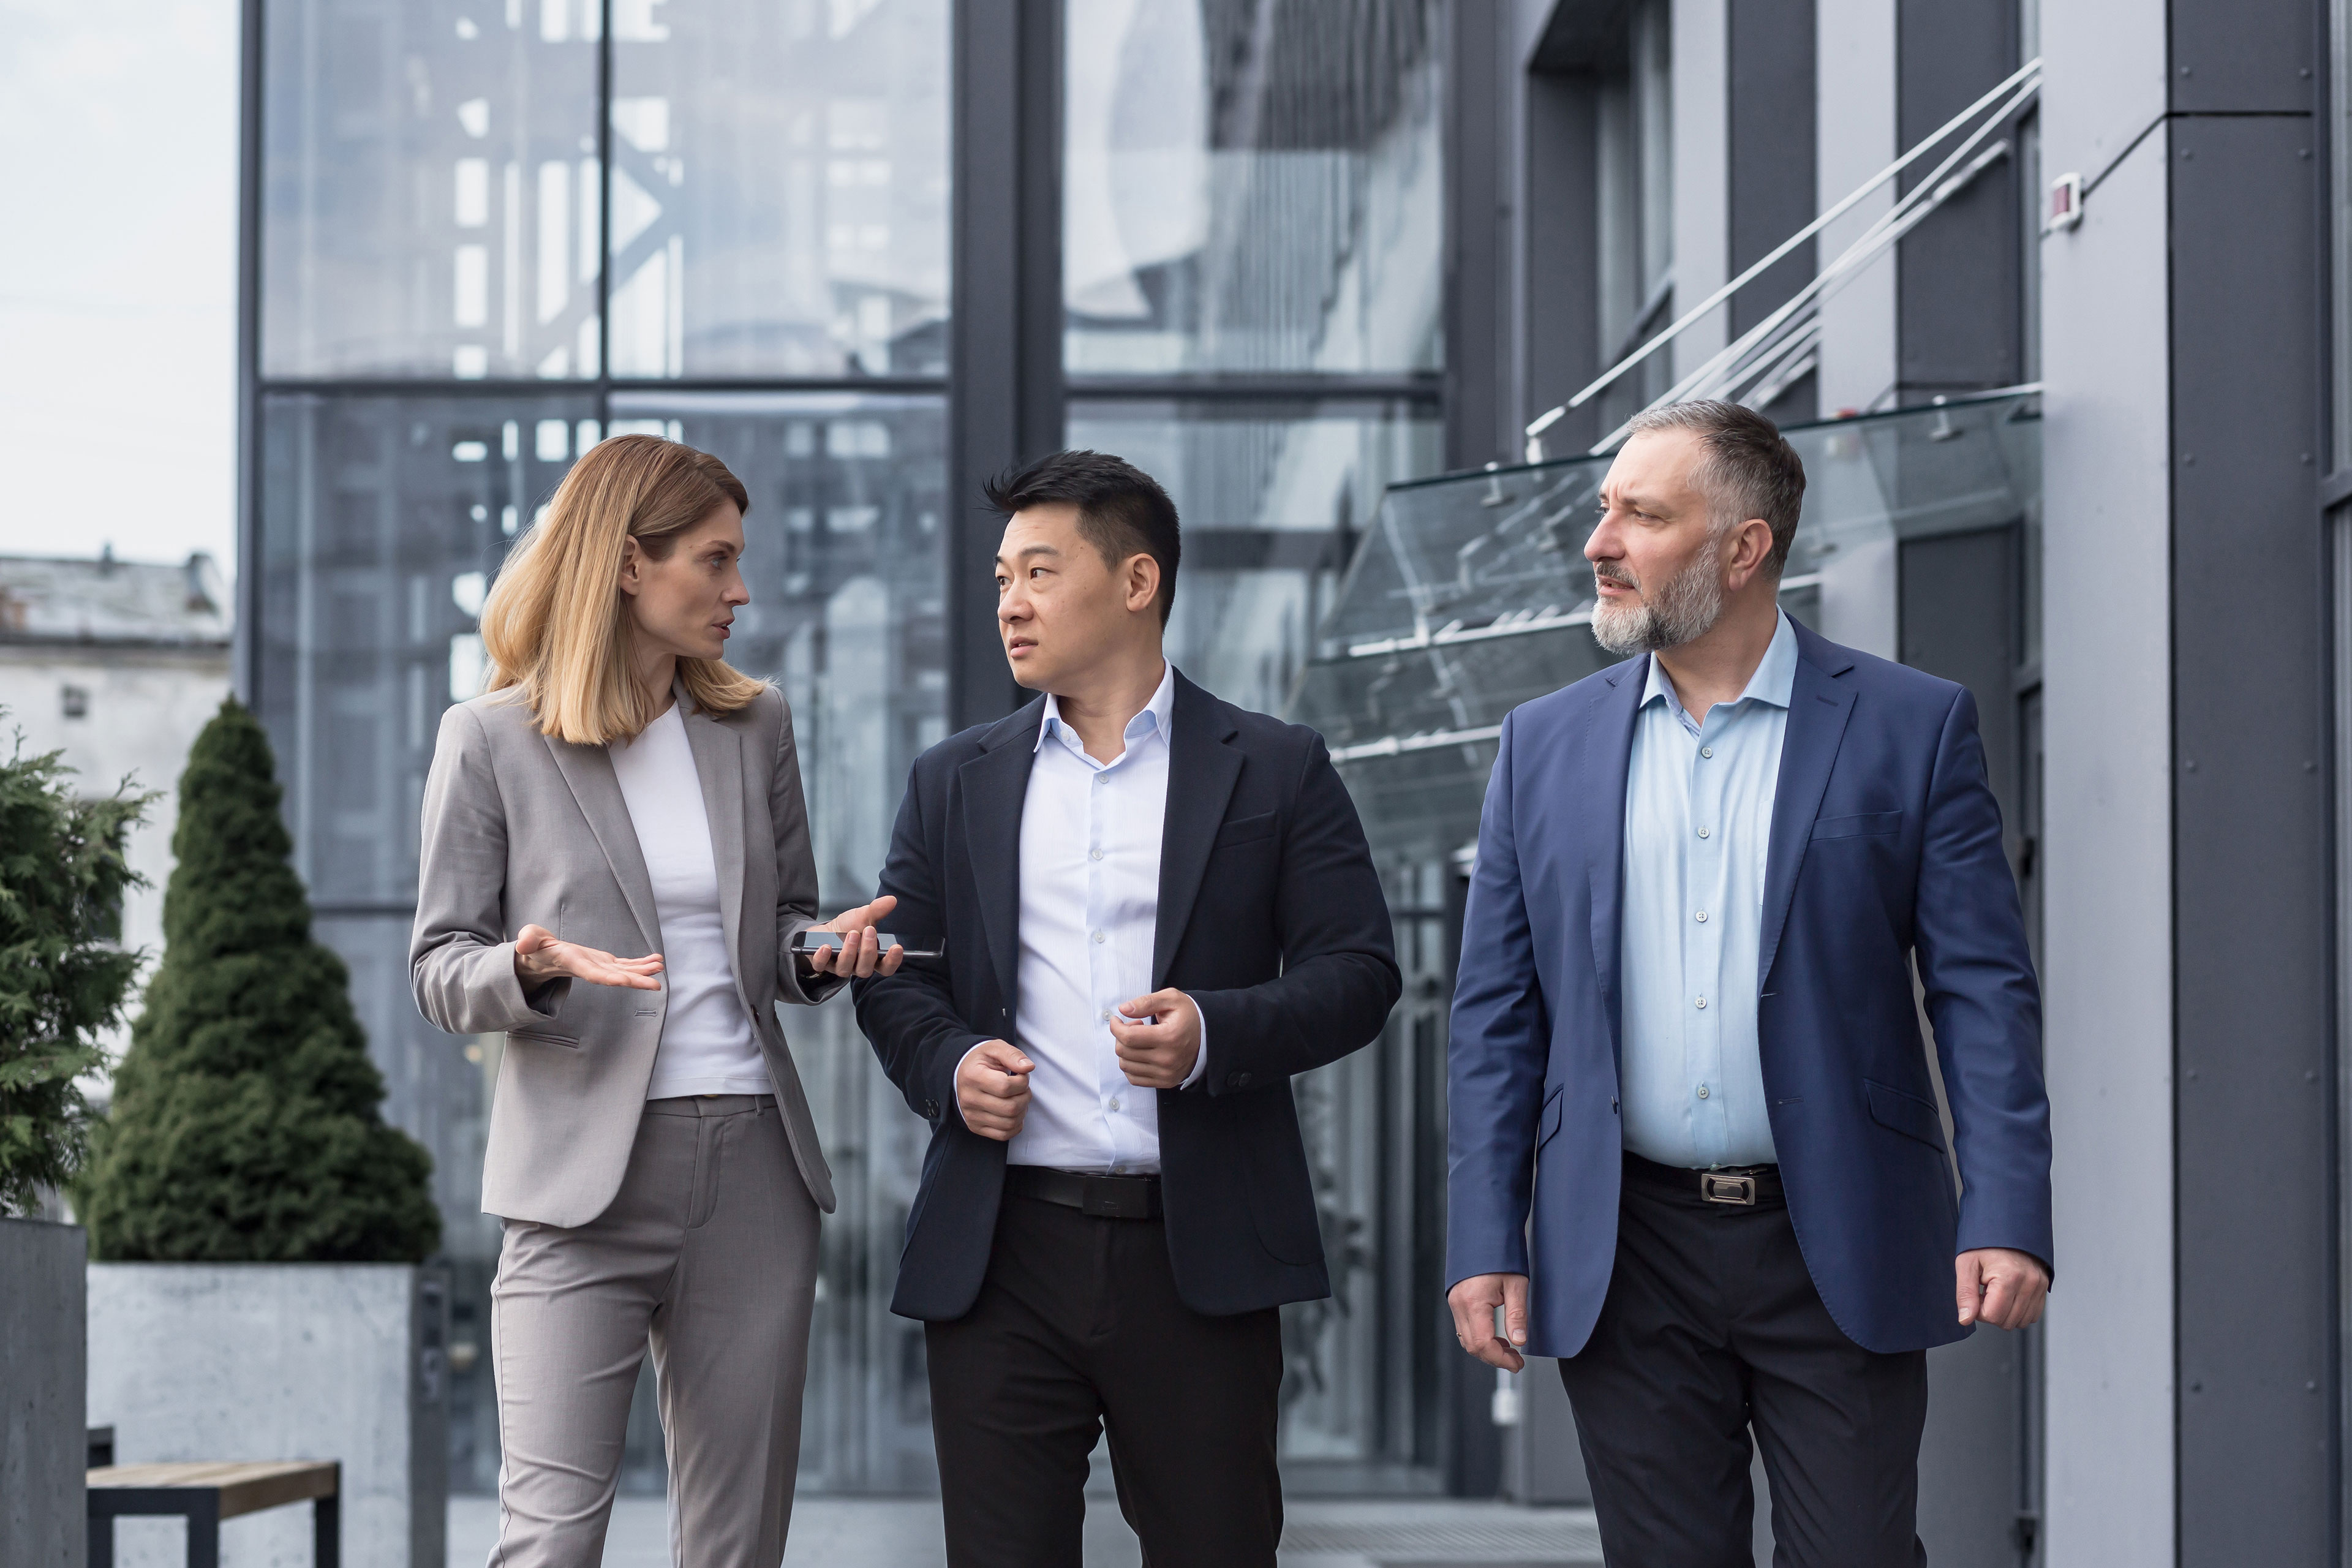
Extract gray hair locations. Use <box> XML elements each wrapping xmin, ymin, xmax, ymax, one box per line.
<box><xmin>1623</xmin><ymin>400</ymin><xmax>1808</xmax><ymax>572</ymax></box>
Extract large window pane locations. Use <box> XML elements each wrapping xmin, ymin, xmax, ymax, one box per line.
<box><xmin>257</xmin><ymin>392</ymin><xmax>594</xmax><ymax>902</ymax></box>
<box><xmin>1062</xmin><ymin>0</ymin><xmax>1446</xmax><ymax>376</ymax></box>
<box><xmin>1067</xmin><ymin>399</ymin><xmax>1441</xmax><ymax>716</ymax></box>
<box><xmin>263</xmin><ymin>1</ymin><xmax>601</xmax><ymax>379</ymax></box>
<box><xmin>608</xmin><ymin>1</ymin><xmax>949</xmax><ymax>378</ymax></box>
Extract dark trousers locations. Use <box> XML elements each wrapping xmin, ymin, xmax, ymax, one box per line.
<box><xmin>924</xmin><ymin>1189</ymin><xmax>1286</xmax><ymax>1568</ymax></box>
<box><xmin>1557</xmin><ymin>1156</ymin><xmax>1929</xmax><ymax>1568</ymax></box>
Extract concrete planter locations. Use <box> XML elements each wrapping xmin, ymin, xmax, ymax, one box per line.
<box><xmin>88</xmin><ymin>1264</ymin><xmax>448</xmax><ymax>1568</ymax></box>
<box><xmin>2</xmin><ymin>1218</ymin><xmax>88</xmax><ymax>1568</ymax></box>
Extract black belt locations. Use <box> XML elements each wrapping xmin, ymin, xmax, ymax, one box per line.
<box><xmin>1005</xmin><ymin>1165</ymin><xmax>1163</xmax><ymax>1219</ymax></box>
<box><xmin>1624</xmin><ymin>1150</ymin><xmax>1785</xmax><ymax>1206</ymax></box>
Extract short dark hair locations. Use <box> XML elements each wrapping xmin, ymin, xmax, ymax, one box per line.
<box><xmin>1624</xmin><ymin>400</ymin><xmax>1808</xmax><ymax>572</ymax></box>
<box><xmin>983</xmin><ymin>450</ymin><xmax>1182</xmax><ymax>625</ymax></box>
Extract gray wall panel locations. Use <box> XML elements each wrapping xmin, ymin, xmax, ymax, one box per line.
<box><xmin>2037</xmin><ymin>0</ymin><xmax>2175</xmax><ymax>1545</ymax></box>
<box><xmin>1523</xmin><ymin>71</ymin><xmax>1604</xmax><ymax>453</ymax></box>
<box><xmin>2169</xmin><ymin>108</ymin><xmax>2328</xmax><ymax>1568</ymax></box>
<box><xmin>1449</xmin><ymin>0</ymin><xmax>1512</xmax><ymax>469</ymax></box>
<box><xmin>1727</xmin><ymin>0</ymin><xmax>1817</xmax><ymax>422</ymax></box>
<box><xmin>1894</xmin><ymin>0</ymin><xmax>2022</xmax><ymax>395</ymax></box>
<box><xmin>2169</xmin><ymin>0</ymin><xmax>2318</xmax><ymax>115</ymax></box>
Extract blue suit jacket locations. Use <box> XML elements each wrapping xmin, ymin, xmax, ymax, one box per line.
<box><xmin>1445</xmin><ymin>620</ymin><xmax>2052</xmax><ymax>1356</ymax></box>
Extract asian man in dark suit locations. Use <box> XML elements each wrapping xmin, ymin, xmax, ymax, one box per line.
<box><xmin>853</xmin><ymin>450</ymin><xmax>1401</xmax><ymax>1568</ymax></box>
<box><xmin>1445</xmin><ymin>401</ymin><xmax>2052</xmax><ymax>1567</ymax></box>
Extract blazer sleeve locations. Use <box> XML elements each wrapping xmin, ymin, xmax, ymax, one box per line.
<box><xmin>1442</xmin><ymin>709</ymin><xmax>1552</xmax><ymax>1286</ymax></box>
<box><xmin>767</xmin><ymin>691</ymin><xmax>845</xmax><ymax>1009</ymax></box>
<box><xmin>410</xmin><ymin>703</ymin><xmax>570</xmax><ymax>1037</ymax></box>
<box><xmin>1186</xmin><ymin>732</ymin><xmax>1403</xmax><ymax>1090</ymax></box>
<box><xmin>853</xmin><ymin>760</ymin><xmax>992</xmax><ymax>1126</ymax></box>
<box><xmin>1912</xmin><ymin>684</ymin><xmax>2055</xmax><ymax>1274</ymax></box>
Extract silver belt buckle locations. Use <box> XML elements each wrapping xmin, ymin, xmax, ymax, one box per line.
<box><xmin>1702</xmin><ymin>1172</ymin><xmax>1757</xmax><ymax>1205</ymax></box>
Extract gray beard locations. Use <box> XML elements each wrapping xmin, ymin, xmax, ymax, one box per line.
<box><xmin>1589</xmin><ymin>536</ymin><xmax>1728</xmax><ymax>656</ymax></box>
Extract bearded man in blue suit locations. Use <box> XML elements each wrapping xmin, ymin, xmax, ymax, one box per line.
<box><xmin>1445</xmin><ymin>401</ymin><xmax>2052</xmax><ymax>1567</ymax></box>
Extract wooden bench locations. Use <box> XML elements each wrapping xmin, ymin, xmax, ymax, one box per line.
<box><xmin>88</xmin><ymin>1460</ymin><xmax>339</xmax><ymax>1568</ymax></box>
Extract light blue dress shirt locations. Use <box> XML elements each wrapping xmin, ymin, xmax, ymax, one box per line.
<box><xmin>1618</xmin><ymin>611</ymin><xmax>1798</xmax><ymax>1169</ymax></box>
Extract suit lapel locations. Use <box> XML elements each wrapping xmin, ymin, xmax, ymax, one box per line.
<box><xmin>1588</xmin><ymin>659</ymin><xmax>1646</xmax><ymax>1072</ymax></box>
<box><xmin>1153</xmin><ymin>675</ymin><xmax>1243</xmax><ymax>989</ymax></box>
<box><xmin>959</xmin><ymin>700</ymin><xmax>1046</xmax><ymax>1013</ymax></box>
<box><xmin>545</xmin><ymin>733</ymin><xmax>665</xmax><ymax>955</ymax></box>
<box><xmin>1757</xmin><ymin>633</ymin><xmax>1858</xmax><ymax>990</ymax></box>
<box><xmin>677</xmin><ymin>695</ymin><xmax>747</xmax><ymax>984</ymax></box>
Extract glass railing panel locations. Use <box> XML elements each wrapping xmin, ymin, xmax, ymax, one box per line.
<box><xmin>1291</xmin><ymin>391</ymin><xmax>2041</xmax><ymax>864</ymax></box>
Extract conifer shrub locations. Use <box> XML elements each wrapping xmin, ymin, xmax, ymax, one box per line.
<box><xmin>80</xmin><ymin>699</ymin><xmax>440</xmax><ymax>1262</ymax></box>
<box><xmin>0</xmin><ymin>726</ymin><xmax>147</xmax><ymax>1217</ymax></box>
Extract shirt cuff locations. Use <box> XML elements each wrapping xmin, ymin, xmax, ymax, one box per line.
<box><xmin>1179</xmin><ymin>995</ymin><xmax>1210</xmax><ymax>1090</ymax></box>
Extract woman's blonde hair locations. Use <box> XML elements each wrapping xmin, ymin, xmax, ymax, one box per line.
<box><xmin>479</xmin><ymin>434</ymin><xmax>769</xmax><ymax>744</ymax></box>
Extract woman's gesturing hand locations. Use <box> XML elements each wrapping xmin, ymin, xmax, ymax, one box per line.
<box><xmin>809</xmin><ymin>894</ymin><xmax>907</xmax><ymax>979</ymax></box>
<box><xmin>513</xmin><ymin>923</ymin><xmax>665</xmax><ymax>991</ymax></box>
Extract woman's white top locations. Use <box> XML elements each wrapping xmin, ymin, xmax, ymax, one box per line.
<box><xmin>607</xmin><ymin>703</ymin><xmax>772</xmax><ymax>1100</ymax></box>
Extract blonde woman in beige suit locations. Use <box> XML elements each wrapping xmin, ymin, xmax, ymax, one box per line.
<box><xmin>410</xmin><ymin>434</ymin><xmax>900</xmax><ymax>1566</ymax></box>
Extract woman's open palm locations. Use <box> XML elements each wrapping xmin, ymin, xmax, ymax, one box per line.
<box><xmin>513</xmin><ymin>922</ymin><xmax>665</xmax><ymax>990</ymax></box>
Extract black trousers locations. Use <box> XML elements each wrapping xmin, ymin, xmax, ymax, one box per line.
<box><xmin>1557</xmin><ymin>1156</ymin><xmax>1929</xmax><ymax>1568</ymax></box>
<box><xmin>924</xmin><ymin>1189</ymin><xmax>1285</xmax><ymax>1568</ymax></box>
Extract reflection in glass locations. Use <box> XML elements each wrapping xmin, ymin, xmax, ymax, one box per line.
<box><xmin>608</xmin><ymin>0</ymin><xmax>949</xmax><ymax>377</ymax></box>
<box><xmin>608</xmin><ymin>391</ymin><xmax>948</xmax><ymax>1490</ymax></box>
<box><xmin>257</xmin><ymin>391</ymin><xmax>594</xmax><ymax>1490</ymax></box>
<box><xmin>263</xmin><ymin>1</ymin><xmax>600</xmax><ymax>379</ymax></box>
<box><xmin>1067</xmin><ymin>399</ymin><xmax>1442</xmax><ymax>718</ymax></box>
<box><xmin>1062</xmin><ymin>0</ymin><xmax>1446</xmax><ymax>375</ymax></box>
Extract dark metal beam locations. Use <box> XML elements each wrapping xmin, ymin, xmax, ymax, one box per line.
<box><xmin>1445</xmin><ymin>0</ymin><xmax>1509</xmax><ymax>470</ymax></box>
<box><xmin>947</xmin><ymin>0</ymin><xmax>1063</xmax><ymax>733</ymax></box>
<box><xmin>234</xmin><ymin>0</ymin><xmax>264</xmax><ymax>706</ymax></box>
<box><xmin>2170</xmin><ymin>104</ymin><xmax>2328</xmax><ymax>1567</ymax></box>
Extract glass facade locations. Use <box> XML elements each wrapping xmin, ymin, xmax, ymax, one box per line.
<box><xmin>251</xmin><ymin>0</ymin><xmax>1454</xmax><ymax>1499</ymax></box>
<box><xmin>1062</xmin><ymin>0</ymin><xmax>1445</xmax><ymax>376</ymax></box>
<box><xmin>608</xmin><ymin>1</ymin><xmax>949</xmax><ymax>377</ymax></box>
<box><xmin>262</xmin><ymin>1</ymin><xmax>602</xmax><ymax>379</ymax></box>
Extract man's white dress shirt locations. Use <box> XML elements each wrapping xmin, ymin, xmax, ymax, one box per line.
<box><xmin>967</xmin><ymin>663</ymin><xmax>1206</xmax><ymax>1174</ymax></box>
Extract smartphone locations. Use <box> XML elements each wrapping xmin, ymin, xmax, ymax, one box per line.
<box><xmin>794</xmin><ymin>930</ymin><xmax>942</xmax><ymax>960</ymax></box>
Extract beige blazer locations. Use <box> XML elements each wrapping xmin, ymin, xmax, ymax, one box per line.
<box><xmin>410</xmin><ymin>684</ymin><xmax>839</xmax><ymax>1227</ymax></box>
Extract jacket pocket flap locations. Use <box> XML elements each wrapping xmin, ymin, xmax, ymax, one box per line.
<box><xmin>1213</xmin><ymin>810</ymin><xmax>1278</xmax><ymax>849</ymax></box>
<box><xmin>1812</xmin><ymin>810</ymin><xmax>1904</xmax><ymax>840</ymax></box>
<box><xmin>1536</xmin><ymin>1084</ymin><xmax>1566</xmax><ymax>1150</ymax></box>
<box><xmin>1865</xmin><ymin>1078</ymin><xmax>1945</xmax><ymax>1151</ymax></box>
<box><xmin>506</xmin><ymin>1027</ymin><xmax>581</xmax><ymax>1049</ymax></box>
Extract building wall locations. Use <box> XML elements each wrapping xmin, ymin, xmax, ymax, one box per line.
<box><xmin>0</xmin><ymin>643</ymin><xmax>231</xmax><ymax>1041</ymax></box>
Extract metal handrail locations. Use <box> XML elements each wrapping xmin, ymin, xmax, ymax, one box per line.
<box><xmin>1523</xmin><ymin>55</ymin><xmax>2043</xmax><ymax>458</ymax></box>
<box><xmin>1616</xmin><ymin>113</ymin><xmax>2026</xmax><ymax>442</ymax></box>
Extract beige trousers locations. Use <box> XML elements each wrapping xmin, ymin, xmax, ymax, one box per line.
<box><xmin>487</xmin><ymin>1094</ymin><xmax>820</xmax><ymax>1567</ymax></box>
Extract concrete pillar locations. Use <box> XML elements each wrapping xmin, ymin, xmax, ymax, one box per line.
<box><xmin>1</xmin><ymin>1219</ymin><xmax>88</xmax><ymax>1568</ymax></box>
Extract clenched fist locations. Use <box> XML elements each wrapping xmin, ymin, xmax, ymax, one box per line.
<box><xmin>956</xmin><ymin>1039</ymin><xmax>1034</xmax><ymax>1140</ymax></box>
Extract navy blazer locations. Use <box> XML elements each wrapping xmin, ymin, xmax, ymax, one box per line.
<box><xmin>1445</xmin><ymin>620</ymin><xmax>2052</xmax><ymax>1356</ymax></box>
<box><xmin>855</xmin><ymin>673</ymin><xmax>1403</xmax><ymax>1321</ymax></box>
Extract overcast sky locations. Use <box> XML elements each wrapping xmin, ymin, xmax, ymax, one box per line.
<box><xmin>0</xmin><ymin>1</ymin><xmax>238</xmax><ymax>570</ymax></box>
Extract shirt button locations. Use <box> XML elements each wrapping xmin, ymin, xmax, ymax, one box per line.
<box><xmin>1108</xmin><ymin>1098</ymin><xmax>1121</xmax><ymax>1112</ymax></box>
<box><xmin>1697</xmin><ymin>826</ymin><xmax>1711</xmax><ymax>839</ymax></box>
<box><xmin>1092</xmin><ymin>930</ymin><xmax>1106</xmax><ymax>944</ymax></box>
<box><xmin>1700</xmin><ymin>746</ymin><xmax>1714</xmax><ymax>759</ymax></box>
<box><xmin>1697</xmin><ymin>1085</ymin><xmax>1711</xmax><ymax>1100</ymax></box>
<box><xmin>1100</xmin><ymin>1010</ymin><xmax>1113</xmax><ymax>1023</ymax></box>
<box><xmin>1089</xmin><ymin>849</ymin><xmax>1104</xmax><ymax>861</ymax></box>
<box><xmin>1695</xmin><ymin>995</ymin><xmax>1708</xmax><ymax>1009</ymax></box>
<box><xmin>1695</xmin><ymin>910</ymin><xmax>1708</xmax><ymax>923</ymax></box>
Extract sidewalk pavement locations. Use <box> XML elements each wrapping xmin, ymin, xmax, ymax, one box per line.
<box><xmin>447</xmin><ymin>1494</ymin><xmax>1605</xmax><ymax>1566</ymax></box>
